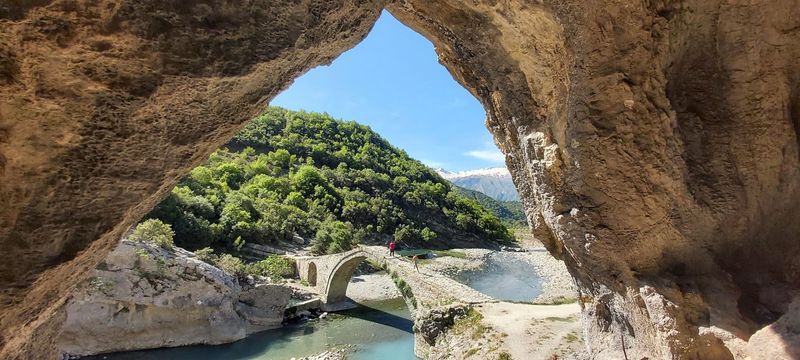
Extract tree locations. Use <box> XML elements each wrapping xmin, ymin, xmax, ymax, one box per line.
<box><xmin>292</xmin><ymin>165</ymin><xmax>327</xmax><ymax>196</ymax></box>
<box><xmin>312</xmin><ymin>219</ymin><xmax>356</xmax><ymax>255</ymax></box>
<box><xmin>144</xmin><ymin>106</ymin><xmax>517</xmax><ymax>255</ymax></box>
<box><xmin>129</xmin><ymin>219</ymin><xmax>175</xmax><ymax>250</ymax></box>
<box><xmin>420</xmin><ymin>227</ymin><xmax>437</xmax><ymax>242</ymax></box>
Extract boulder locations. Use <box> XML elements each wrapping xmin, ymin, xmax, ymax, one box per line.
<box><xmin>56</xmin><ymin>241</ymin><xmax>290</xmax><ymax>357</ymax></box>
<box><xmin>746</xmin><ymin>297</ymin><xmax>800</xmax><ymax>359</ymax></box>
<box><xmin>415</xmin><ymin>304</ymin><xmax>471</xmax><ymax>346</ymax></box>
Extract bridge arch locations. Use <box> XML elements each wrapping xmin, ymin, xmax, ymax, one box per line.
<box><xmin>322</xmin><ymin>252</ymin><xmax>367</xmax><ymax>304</ymax></box>
<box><xmin>307</xmin><ymin>262</ymin><xmax>318</xmax><ymax>286</ymax></box>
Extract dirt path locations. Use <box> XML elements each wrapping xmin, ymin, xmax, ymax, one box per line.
<box><xmin>476</xmin><ymin>302</ymin><xmax>584</xmax><ymax>360</ymax></box>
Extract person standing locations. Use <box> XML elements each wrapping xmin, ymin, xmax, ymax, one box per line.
<box><xmin>412</xmin><ymin>254</ymin><xmax>420</xmax><ymax>272</ymax></box>
<box><xmin>388</xmin><ymin>240</ymin><xmax>396</xmax><ymax>257</ymax></box>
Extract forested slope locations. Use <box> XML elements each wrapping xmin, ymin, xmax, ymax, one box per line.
<box><xmin>147</xmin><ymin>107</ymin><xmax>514</xmax><ymax>254</ymax></box>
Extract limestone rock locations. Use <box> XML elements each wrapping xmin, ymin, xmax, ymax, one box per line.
<box><xmin>56</xmin><ymin>240</ymin><xmax>290</xmax><ymax>357</ymax></box>
<box><xmin>746</xmin><ymin>297</ymin><xmax>800</xmax><ymax>359</ymax></box>
<box><xmin>415</xmin><ymin>304</ymin><xmax>471</xmax><ymax>346</ymax></box>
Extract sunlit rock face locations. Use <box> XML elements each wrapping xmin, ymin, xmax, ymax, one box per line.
<box><xmin>57</xmin><ymin>240</ymin><xmax>291</xmax><ymax>357</ymax></box>
<box><xmin>1</xmin><ymin>1</ymin><xmax>799</xmax><ymax>359</ymax></box>
<box><xmin>0</xmin><ymin>1</ymin><xmax>386</xmax><ymax>358</ymax></box>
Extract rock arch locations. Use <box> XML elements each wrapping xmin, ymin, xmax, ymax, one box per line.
<box><xmin>1</xmin><ymin>1</ymin><xmax>799</xmax><ymax>359</ymax></box>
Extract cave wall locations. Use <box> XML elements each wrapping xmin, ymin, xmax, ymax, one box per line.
<box><xmin>388</xmin><ymin>1</ymin><xmax>800</xmax><ymax>358</ymax></box>
<box><xmin>1</xmin><ymin>0</ymin><xmax>800</xmax><ymax>359</ymax></box>
<box><xmin>0</xmin><ymin>1</ymin><xmax>386</xmax><ymax>358</ymax></box>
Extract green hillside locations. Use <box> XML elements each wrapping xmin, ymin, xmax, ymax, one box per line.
<box><xmin>146</xmin><ymin>107</ymin><xmax>514</xmax><ymax>254</ymax></box>
<box><xmin>452</xmin><ymin>186</ymin><xmax>527</xmax><ymax>226</ymax></box>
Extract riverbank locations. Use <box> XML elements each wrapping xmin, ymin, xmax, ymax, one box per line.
<box><xmin>404</xmin><ymin>246</ymin><xmax>583</xmax><ymax>359</ymax></box>
<box><xmin>517</xmin><ymin>249</ymin><xmax>577</xmax><ymax>304</ymax></box>
<box><xmin>346</xmin><ymin>272</ymin><xmax>402</xmax><ymax>303</ymax></box>
<box><xmin>417</xmin><ymin>247</ymin><xmax>576</xmax><ymax>304</ymax></box>
<box><xmin>477</xmin><ymin>302</ymin><xmax>584</xmax><ymax>359</ymax></box>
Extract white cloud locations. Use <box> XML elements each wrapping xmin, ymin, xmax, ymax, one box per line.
<box><xmin>465</xmin><ymin>149</ymin><xmax>505</xmax><ymax>163</ymax></box>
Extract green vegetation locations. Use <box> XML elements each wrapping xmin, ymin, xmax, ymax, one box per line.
<box><xmin>564</xmin><ymin>331</ymin><xmax>580</xmax><ymax>343</ymax></box>
<box><xmin>432</xmin><ymin>249</ymin><xmax>467</xmax><ymax>258</ymax></box>
<box><xmin>87</xmin><ymin>277</ymin><xmax>115</xmax><ymax>296</ymax></box>
<box><xmin>497</xmin><ymin>352</ymin><xmax>512</xmax><ymax>360</ymax></box>
<box><xmin>216</xmin><ymin>254</ymin><xmax>247</xmax><ymax>280</ymax></box>
<box><xmin>146</xmin><ymin>107</ymin><xmax>514</xmax><ymax>255</ymax></box>
<box><xmin>193</xmin><ymin>246</ymin><xmax>296</xmax><ymax>281</ymax></box>
<box><xmin>389</xmin><ymin>270</ymin><xmax>417</xmax><ymax>308</ymax></box>
<box><xmin>452</xmin><ymin>186</ymin><xmax>526</xmax><ymax>227</ymax></box>
<box><xmin>366</xmin><ymin>258</ymin><xmax>384</xmax><ymax>270</ymax></box>
<box><xmin>544</xmin><ymin>316</ymin><xmax>574</xmax><ymax>322</ymax></box>
<box><xmin>453</xmin><ymin>308</ymin><xmax>489</xmax><ymax>340</ymax></box>
<box><xmin>193</xmin><ymin>247</ymin><xmax>215</xmax><ymax>263</ymax></box>
<box><xmin>134</xmin><ymin>255</ymin><xmax>170</xmax><ymax>283</ymax></box>
<box><xmin>249</xmin><ymin>255</ymin><xmax>296</xmax><ymax>279</ymax></box>
<box><xmin>129</xmin><ymin>219</ymin><xmax>175</xmax><ymax>250</ymax></box>
<box><xmin>533</xmin><ymin>296</ymin><xmax>578</xmax><ymax>305</ymax></box>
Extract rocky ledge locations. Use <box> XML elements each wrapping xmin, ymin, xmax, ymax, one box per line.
<box><xmin>56</xmin><ymin>240</ymin><xmax>291</xmax><ymax>357</ymax></box>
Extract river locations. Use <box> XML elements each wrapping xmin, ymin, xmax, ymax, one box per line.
<box><xmin>87</xmin><ymin>250</ymin><xmax>543</xmax><ymax>359</ymax></box>
<box><xmin>87</xmin><ymin>298</ymin><xmax>414</xmax><ymax>360</ymax></box>
<box><xmin>455</xmin><ymin>251</ymin><xmax>543</xmax><ymax>302</ymax></box>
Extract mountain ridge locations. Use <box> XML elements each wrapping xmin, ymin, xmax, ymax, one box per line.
<box><xmin>436</xmin><ymin>167</ymin><xmax>519</xmax><ymax>201</ymax></box>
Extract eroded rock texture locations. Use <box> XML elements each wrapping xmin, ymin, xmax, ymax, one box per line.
<box><xmin>0</xmin><ymin>1</ymin><xmax>385</xmax><ymax>358</ymax></box>
<box><xmin>58</xmin><ymin>240</ymin><xmax>291</xmax><ymax>357</ymax></box>
<box><xmin>1</xmin><ymin>0</ymin><xmax>799</xmax><ymax>359</ymax></box>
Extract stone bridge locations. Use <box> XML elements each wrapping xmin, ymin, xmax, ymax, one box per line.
<box><xmin>294</xmin><ymin>245</ymin><xmax>497</xmax><ymax>357</ymax></box>
<box><xmin>294</xmin><ymin>245</ymin><xmax>494</xmax><ymax>313</ymax></box>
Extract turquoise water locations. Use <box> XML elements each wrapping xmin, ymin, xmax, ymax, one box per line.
<box><xmin>456</xmin><ymin>251</ymin><xmax>543</xmax><ymax>302</ymax></box>
<box><xmin>84</xmin><ymin>251</ymin><xmax>540</xmax><ymax>359</ymax></box>
<box><xmin>87</xmin><ymin>298</ymin><xmax>414</xmax><ymax>360</ymax></box>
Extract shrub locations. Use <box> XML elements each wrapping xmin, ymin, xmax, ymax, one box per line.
<box><xmin>129</xmin><ymin>219</ymin><xmax>175</xmax><ymax>250</ymax></box>
<box><xmin>497</xmin><ymin>352</ymin><xmax>512</xmax><ymax>360</ymax></box>
<box><xmin>389</xmin><ymin>271</ymin><xmax>417</xmax><ymax>308</ymax></box>
<box><xmin>233</xmin><ymin>236</ymin><xmax>246</xmax><ymax>251</ymax></box>
<box><xmin>194</xmin><ymin>247</ymin><xmax>216</xmax><ymax>263</ymax></box>
<box><xmin>134</xmin><ymin>248</ymin><xmax>150</xmax><ymax>260</ymax></box>
<box><xmin>217</xmin><ymin>254</ymin><xmax>246</xmax><ymax>279</ymax></box>
<box><xmin>88</xmin><ymin>277</ymin><xmax>115</xmax><ymax>296</ymax></box>
<box><xmin>453</xmin><ymin>308</ymin><xmax>489</xmax><ymax>340</ymax></box>
<box><xmin>249</xmin><ymin>255</ymin><xmax>296</xmax><ymax>279</ymax></box>
<box><xmin>312</xmin><ymin>219</ymin><xmax>356</xmax><ymax>254</ymax></box>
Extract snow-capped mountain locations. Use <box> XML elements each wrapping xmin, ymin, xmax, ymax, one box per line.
<box><xmin>436</xmin><ymin>167</ymin><xmax>519</xmax><ymax>201</ymax></box>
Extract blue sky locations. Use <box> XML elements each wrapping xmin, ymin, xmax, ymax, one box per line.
<box><xmin>270</xmin><ymin>11</ymin><xmax>503</xmax><ymax>172</ymax></box>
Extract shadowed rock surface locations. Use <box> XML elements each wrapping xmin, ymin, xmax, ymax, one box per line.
<box><xmin>1</xmin><ymin>1</ymin><xmax>800</xmax><ymax>359</ymax></box>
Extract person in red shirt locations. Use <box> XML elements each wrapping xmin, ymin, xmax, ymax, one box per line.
<box><xmin>388</xmin><ymin>241</ymin><xmax>396</xmax><ymax>257</ymax></box>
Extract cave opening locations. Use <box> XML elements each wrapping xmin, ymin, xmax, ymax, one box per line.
<box><xmin>5</xmin><ymin>1</ymin><xmax>798</xmax><ymax>359</ymax></box>
<box><xmin>49</xmin><ymin>7</ymin><xmax>563</xmax><ymax>360</ymax></box>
